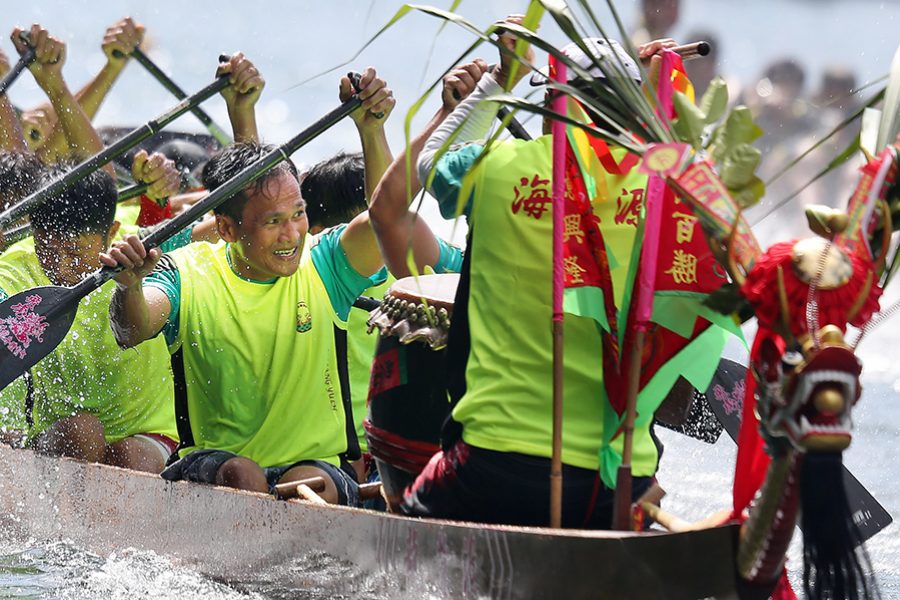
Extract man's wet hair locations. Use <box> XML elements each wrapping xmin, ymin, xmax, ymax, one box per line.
<box><xmin>0</xmin><ymin>150</ymin><xmax>44</xmax><ymax>210</ymax></box>
<box><xmin>202</xmin><ymin>141</ymin><xmax>300</xmax><ymax>223</ymax></box>
<box><xmin>29</xmin><ymin>163</ymin><xmax>117</xmax><ymax>237</ymax></box>
<box><xmin>301</xmin><ymin>152</ymin><xmax>366</xmax><ymax>229</ymax></box>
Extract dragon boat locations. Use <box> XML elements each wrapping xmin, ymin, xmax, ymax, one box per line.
<box><xmin>0</xmin><ymin>11</ymin><xmax>896</xmax><ymax>597</ymax></box>
<box><xmin>0</xmin><ymin>329</ymin><xmax>884</xmax><ymax>600</ymax></box>
<box><xmin>0</xmin><ymin>442</ymin><xmax>741</xmax><ymax>600</ymax></box>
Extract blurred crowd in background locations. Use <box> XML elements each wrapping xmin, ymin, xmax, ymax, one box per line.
<box><xmin>632</xmin><ymin>0</ymin><xmax>870</xmax><ymax>244</ymax></box>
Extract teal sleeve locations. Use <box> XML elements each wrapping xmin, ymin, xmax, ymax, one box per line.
<box><xmin>368</xmin><ymin>266</ymin><xmax>389</xmax><ymax>287</ymax></box>
<box><xmin>310</xmin><ymin>224</ymin><xmax>375</xmax><ymax>321</ymax></box>
<box><xmin>140</xmin><ymin>225</ymin><xmax>194</xmax><ymax>253</ymax></box>
<box><xmin>431</xmin><ymin>144</ymin><xmax>483</xmax><ymax>220</ymax></box>
<box><xmin>0</xmin><ymin>288</ymin><xmax>6</xmax><ymax>302</ymax></box>
<box><xmin>433</xmin><ymin>237</ymin><xmax>464</xmax><ymax>274</ymax></box>
<box><xmin>142</xmin><ymin>254</ymin><xmax>181</xmax><ymax>346</ymax></box>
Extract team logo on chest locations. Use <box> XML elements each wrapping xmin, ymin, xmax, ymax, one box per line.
<box><xmin>296</xmin><ymin>301</ymin><xmax>312</xmax><ymax>333</ymax></box>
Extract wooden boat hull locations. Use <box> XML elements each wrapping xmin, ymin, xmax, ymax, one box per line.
<box><xmin>0</xmin><ymin>445</ymin><xmax>740</xmax><ymax>599</ymax></box>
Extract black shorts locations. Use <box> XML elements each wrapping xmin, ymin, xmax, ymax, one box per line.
<box><xmin>161</xmin><ymin>449</ymin><xmax>360</xmax><ymax>506</ymax></box>
<box><xmin>400</xmin><ymin>439</ymin><xmax>653</xmax><ymax>529</ymax></box>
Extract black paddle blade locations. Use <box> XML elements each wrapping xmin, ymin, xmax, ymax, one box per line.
<box><xmin>655</xmin><ymin>388</ymin><xmax>724</xmax><ymax>444</ymax></box>
<box><xmin>0</xmin><ymin>286</ymin><xmax>78</xmax><ymax>391</ymax></box>
<box><xmin>705</xmin><ymin>358</ymin><xmax>892</xmax><ymax>542</ymax></box>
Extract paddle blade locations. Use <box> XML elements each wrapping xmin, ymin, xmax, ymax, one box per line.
<box><xmin>0</xmin><ymin>286</ymin><xmax>78</xmax><ymax>391</ymax></box>
<box><xmin>705</xmin><ymin>358</ymin><xmax>892</xmax><ymax>542</ymax></box>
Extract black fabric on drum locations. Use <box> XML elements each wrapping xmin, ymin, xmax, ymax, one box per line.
<box><xmin>367</xmin><ymin>336</ymin><xmax>448</xmax><ymax>444</ymax></box>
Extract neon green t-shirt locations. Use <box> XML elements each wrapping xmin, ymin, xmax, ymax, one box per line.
<box><xmin>145</xmin><ymin>227</ymin><xmax>375</xmax><ymax>468</ymax></box>
<box><xmin>114</xmin><ymin>202</ymin><xmax>142</xmax><ymax>227</ymax></box>
<box><xmin>431</xmin><ymin>136</ymin><xmax>658</xmax><ymax>476</ymax></box>
<box><xmin>0</xmin><ymin>230</ymin><xmax>178</xmax><ymax>442</ymax></box>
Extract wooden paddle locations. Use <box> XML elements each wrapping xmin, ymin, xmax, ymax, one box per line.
<box><xmin>0</xmin><ymin>75</ymin><xmax>231</xmax><ymax>229</ymax></box>
<box><xmin>351</xmin><ymin>296</ymin><xmax>381</xmax><ymax>312</ymax></box>
<box><xmin>496</xmin><ymin>106</ymin><xmax>531</xmax><ymax>140</ymax></box>
<box><xmin>116</xmin><ymin>181</ymin><xmax>150</xmax><ymax>203</ymax></box>
<box><xmin>451</xmin><ymin>69</ymin><xmax>531</xmax><ymax>141</ymax></box>
<box><xmin>0</xmin><ymin>34</ymin><xmax>36</xmax><ymax>95</ymax></box>
<box><xmin>121</xmin><ymin>48</ymin><xmax>232</xmax><ymax>147</ymax></box>
<box><xmin>705</xmin><ymin>357</ymin><xmax>892</xmax><ymax>543</ymax></box>
<box><xmin>0</xmin><ymin>86</ymin><xmax>363</xmax><ymax>391</ymax></box>
<box><xmin>0</xmin><ymin>221</ymin><xmax>30</xmax><ymax>250</ymax></box>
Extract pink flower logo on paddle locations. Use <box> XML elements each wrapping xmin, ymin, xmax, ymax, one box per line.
<box><xmin>713</xmin><ymin>379</ymin><xmax>745</xmax><ymax>416</ymax></box>
<box><xmin>0</xmin><ymin>294</ymin><xmax>48</xmax><ymax>359</ymax></box>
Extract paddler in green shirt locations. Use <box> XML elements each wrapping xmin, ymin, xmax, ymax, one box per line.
<box><xmin>0</xmin><ymin>24</ymin><xmax>187</xmax><ymax>471</ymax></box>
<box><xmin>0</xmin><ymin>162</ymin><xmax>185</xmax><ymax>471</ymax></box>
<box><xmin>102</xmin><ymin>68</ymin><xmax>398</xmax><ymax>506</ymax></box>
<box><xmin>400</xmin><ymin>17</ymin><xmax>687</xmax><ymax>527</ymax></box>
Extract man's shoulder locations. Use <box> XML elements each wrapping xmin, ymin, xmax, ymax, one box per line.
<box><xmin>168</xmin><ymin>240</ymin><xmax>226</xmax><ymax>268</ymax></box>
<box><xmin>307</xmin><ymin>225</ymin><xmax>347</xmax><ymax>251</ymax></box>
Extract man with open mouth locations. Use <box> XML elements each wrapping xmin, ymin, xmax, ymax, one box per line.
<box><xmin>102</xmin><ymin>56</ymin><xmax>396</xmax><ymax>506</ymax></box>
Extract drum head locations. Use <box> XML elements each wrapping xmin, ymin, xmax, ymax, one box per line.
<box><xmin>367</xmin><ymin>274</ymin><xmax>459</xmax><ymax>349</ymax></box>
<box><xmin>388</xmin><ymin>274</ymin><xmax>459</xmax><ymax>311</ymax></box>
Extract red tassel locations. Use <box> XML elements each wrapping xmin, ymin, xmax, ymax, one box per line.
<box><xmin>772</xmin><ymin>566</ymin><xmax>798</xmax><ymax>600</ymax></box>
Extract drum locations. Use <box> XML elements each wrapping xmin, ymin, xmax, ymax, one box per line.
<box><xmin>364</xmin><ymin>274</ymin><xmax>458</xmax><ymax>508</ymax></box>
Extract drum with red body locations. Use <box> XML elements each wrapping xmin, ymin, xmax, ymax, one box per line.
<box><xmin>364</xmin><ymin>274</ymin><xmax>458</xmax><ymax>508</ymax></box>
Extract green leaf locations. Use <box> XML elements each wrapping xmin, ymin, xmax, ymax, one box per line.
<box><xmin>877</xmin><ymin>44</ymin><xmax>900</xmax><ymax>150</ymax></box>
<box><xmin>730</xmin><ymin>176</ymin><xmax>766</xmax><ymax>209</ymax></box>
<box><xmin>719</xmin><ymin>143</ymin><xmax>762</xmax><ymax>189</ymax></box>
<box><xmin>710</xmin><ymin>106</ymin><xmax>763</xmax><ymax>164</ymax></box>
<box><xmin>539</xmin><ymin>0</ymin><xmax>670</xmax><ymax>142</ymax></box>
<box><xmin>699</xmin><ymin>77</ymin><xmax>728</xmax><ymax>125</ymax></box>
<box><xmin>672</xmin><ymin>91</ymin><xmax>705</xmax><ymax>149</ymax></box>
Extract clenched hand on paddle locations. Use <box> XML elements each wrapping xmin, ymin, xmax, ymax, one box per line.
<box><xmin>0</xmin><ymin>75</ymin><xmax>366</xmax><ymax>391</ymax></box>
<box><xmin>0</xmin><ymin>32</ymin><xmax>35</xmax><ymax>96</ymax></box>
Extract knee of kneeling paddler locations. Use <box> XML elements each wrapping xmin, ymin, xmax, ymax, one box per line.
<box><xmin>35</xmin><ymin>412</ymin><xmax>106</xmax><ymax>463</ymax></box>
<box><xmin>104</xmin><ymin>437</ymin><xmax>165</xmax><ymax>474</ymax></box>
<box><xmin>215</xmin><ymin>456</ymin><xmax>268</xmax><ymax>493</ymax></box>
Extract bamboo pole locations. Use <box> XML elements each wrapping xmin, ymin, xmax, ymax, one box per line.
<box><xmin>549</xmin><ymin>59</ymin><xmax>568</xmax><ymax>529</ymax></box>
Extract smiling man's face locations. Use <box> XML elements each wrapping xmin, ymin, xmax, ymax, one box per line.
<box><xmin>219</xmin><ymin>171</ymin><xmax>309</xmax><ymax>281</ymax></box>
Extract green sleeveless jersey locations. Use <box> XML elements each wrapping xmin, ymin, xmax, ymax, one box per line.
<box><xmin>445</xmin><ymin>136</ymin><xmax>658</xmax><ymax>475</ymax></box>
<box><xmin>0</xmin><ymin>233</ymin><xmax>178</xmax><ymax>442</ymax></box>
<box><xmin>167</xmin><ymin>239</ymin><xmax>353</xmax><ymax>468</ymax></box>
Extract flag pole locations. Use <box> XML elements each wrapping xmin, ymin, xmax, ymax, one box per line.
<box><xmin>612</xmin><ymin>50</ymin><xmax>677</xmax><ymax>530</ymax></box>
<box><xmin>549</xmin><ymin>58</ymin><xmax>568</xmax><ymax>529</ymax></box>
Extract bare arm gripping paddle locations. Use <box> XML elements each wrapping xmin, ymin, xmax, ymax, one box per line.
<box><xmin>0</xmin><ymin>74</ymin><xmax>231</xmax><ymax>228</ymax></box>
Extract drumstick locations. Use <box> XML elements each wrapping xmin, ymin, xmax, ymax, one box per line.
<box><xmin>670</xmin><ymin>41</ymin><xmax>711</xmax><ymax>61</ymax></box>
